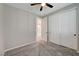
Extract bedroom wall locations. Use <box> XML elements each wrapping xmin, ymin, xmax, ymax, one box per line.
<box><xmin>0</xmin><ymin>4</ymin><xmax>4</xmax><ymax>55</ymax></box>
<box><xmin>3</xmin><ymin>5</ymin><xmax>37</xmax><ymax>50</ymax></box>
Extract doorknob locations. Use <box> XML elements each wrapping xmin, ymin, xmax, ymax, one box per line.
<box><xmin>74</xmin><ymin>34</ymin><xmax>76</xmax><ymax>36</ymax></box>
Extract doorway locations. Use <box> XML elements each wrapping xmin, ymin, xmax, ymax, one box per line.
<box><xmin>36</xmin><ymin>17</ymin><xmax>48</xmax><ymax>43</ymax></box>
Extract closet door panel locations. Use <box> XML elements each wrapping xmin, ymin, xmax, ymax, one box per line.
<box><xmin>60</xmin><ymin>8</ymin><xmax>77</xmax><ymax>49</ymax></box>
<box><xmin>48</xmin><ymin>8</ymin><xmax>77</xmax><ymax>50</ymax></box>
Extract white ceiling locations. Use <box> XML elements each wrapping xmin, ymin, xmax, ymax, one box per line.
<box><xmin>5</xmin><ymin>3</ymin><xmax>72</xmax><ymax>17</ymax></box>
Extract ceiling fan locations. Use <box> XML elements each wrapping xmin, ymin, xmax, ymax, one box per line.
<box><xmin>30</xmin><ymin>3</ymin><xmax>54</xmax><ymax>11</ymax></box>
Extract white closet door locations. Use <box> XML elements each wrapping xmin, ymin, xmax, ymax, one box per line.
<box><xmin>48</xmin><ymin>8</ymin><xmax>77</xmax><ymax>50</ymax></box>
<box><xmin>60</xmin><ymin>8</ymin><xmax>77</xmax><ymax>50</ymax></box>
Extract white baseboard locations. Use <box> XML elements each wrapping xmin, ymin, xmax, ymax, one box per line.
<box><xmin>4</xmin><ymin>41</ymin><xmax>36</xmax><ymax>52</ymax></box>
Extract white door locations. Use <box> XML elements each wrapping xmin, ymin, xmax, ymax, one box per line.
<box><xmin>36</xmin><ymin>17</ymin><xmax>47</xmax><ymax>43</ymax></box>
<box><xmin>60</xmin><ymin>8</ymin><xmax>77</xmax><ymax>50</ymax></box>
<box><xmin>36</xmin><ymin>17</ymin><xmax>42</xmax><ymax>42</ymax></box>
<box><xmin>41</xmin><ymin>17</ymin><xmax>47</xmax><ymax>42</ymax></box>
<box><xmin>48</xmin><ymin>8</ymin><xmax>77</xmax><ymax>50</ymax></box>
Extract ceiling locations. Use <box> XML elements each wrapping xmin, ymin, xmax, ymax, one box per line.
<box><xmin>5</xmin><ymin>3</ymin><xmax>72</xmax><ymax>17</ymax></box>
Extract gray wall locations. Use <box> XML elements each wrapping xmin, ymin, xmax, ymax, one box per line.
<box><xmin>0</xmin><ymin>4</ymin><xmax>4</xmax><ymax>55</ymax></box>
<box><xmin>76</xmin><ymin>4</ymin><xmax>79</xmax><ymax>51</ymax></box>
<box><xmin>3</xmin><ymin>5</ymin><xmax>37</xmax><ymax>50</ymax></box>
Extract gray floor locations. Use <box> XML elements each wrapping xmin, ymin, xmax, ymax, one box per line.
<box><xmin>4</xmin><ymin>41</ymin><xmax>79</xmax><ymax>56</ymax></box>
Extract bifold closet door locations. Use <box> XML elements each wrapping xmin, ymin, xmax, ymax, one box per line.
<box><xmin>60</xmin><ymin>8</ymin><xmax>77</xmax><ymax>50</ymax></box>
<box><xmin>48</xmin><ymin>8</ymin><xmax>77</xmax><ymax>50</ymax></box>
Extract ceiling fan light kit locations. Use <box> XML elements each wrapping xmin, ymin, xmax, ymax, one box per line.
<box><xmin>30</xmin><ymin>3</ymin><xmax>54</xmax><ymax>11</ymax></box>
<box><xmin>41</xmin><ymin>3</ymin><xmax>46</xmax><ymax>6</ymax></box>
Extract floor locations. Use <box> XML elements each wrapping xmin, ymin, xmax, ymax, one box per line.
<box><xmin>4</xmin><ymin>41</ymin><xmax>79</xmax><ymax>56</ymax></box>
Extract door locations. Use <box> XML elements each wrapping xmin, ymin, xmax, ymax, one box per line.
<box><xmin>36</xmin><ymin>17</ymin><xmax>47</xmax><ymax>43</ymax></box>
<box><xmin>36</xmin><ymin>17</ymin><xmax>42</xmax><ymax>42</ymax></box>
<box><xmin>60</xmin><ymin>8</ymin><xmax>77</xmax><ymax>50</ymax></box>
<box><xmin>48</xmin><ymin>8</ymin><xmax>77</xmax><ymax>50</ymax></box>
<box><xmin>41</xmin><ymin>17</ymin><xmax>47</xmax><ymax>42</ymax></box>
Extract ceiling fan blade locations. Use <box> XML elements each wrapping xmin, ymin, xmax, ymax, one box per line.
<box><xmin>40</xmin><ymin>6</ymin><xmax>43</xmax><ymax>11</ymax></box>
<box><xmin>31</xmin><ymin>3</ymin><xmax>41</xmax><ymax>6</ymax></box>
<box><xmin>46</xmin><ymin>3</ymin><xmax>53</xmax><ymax>8</ymax></box>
